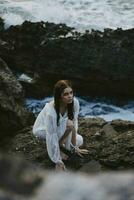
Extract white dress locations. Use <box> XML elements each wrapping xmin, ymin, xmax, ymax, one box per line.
<box><xmin>32</xmin><ymin>97</ymin><xmax>83</xmax><ymax>164</ymax></box>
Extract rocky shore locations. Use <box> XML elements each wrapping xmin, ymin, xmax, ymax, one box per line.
<box><xmin>0</xmin><ymin>17</ymin><xmax>134</xmax><ymax>199</ymax></box>
<box><xmin>0</xmin><ymin>154</ymin><xmax>134</xmax><ymax>200</ymax></box>
<box><xmin>1</xmin><ymin>117</ymin><xmax>133</xmax><ymax>172</ymax></box>
<box><xmin>0</xmin><ymin>17</ymin><xmax>134</xmax><ymax>100</ymax></box>
<box><xmin>0</xmin><ymin>54</ymin><xmax>134</xmax><ymax>172</ymax></box>
<box><xmin>0</xmin><ymin>57</ymin><xmax>35</xmax><ymax>139</ymax></box>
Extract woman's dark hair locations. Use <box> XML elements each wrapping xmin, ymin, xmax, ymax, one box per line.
<box><xmin>53</xmin><ymin>80</ymin><xmax>74</xmax><ymax>126</ymax></box>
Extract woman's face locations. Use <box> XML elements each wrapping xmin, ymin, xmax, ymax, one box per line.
<box><xmin>60</xmin><ymin>87</ymin><xmax>73</xmax><ymax>105</ymax></box>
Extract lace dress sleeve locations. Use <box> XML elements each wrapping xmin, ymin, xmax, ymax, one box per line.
<box><xmin>46</xmin><ymin>114</ymin><xmax>63</xmax><ymax>164</ymax></box>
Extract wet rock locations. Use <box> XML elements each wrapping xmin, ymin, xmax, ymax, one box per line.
<box><xmin>5</xmin><ymin>126</ymin><xmax>85</xmax><ymax>170</ymax></box>
<box><xmin>3</xmin><ymin>118</ymin><xmax>134</xmax><ymax>171</ymax></box>
<box><xmin>0</xmin><ymin>18</ymin><xmax>134</xmax><ymax>99</ymax></box>
<box><xmin>111</xmin><ymin>119</ymin><xmax>134</xmax><ymax>132</ymax></box>
<box><xmin>0</xmin><ymin>153</ymin><xmax>43</xmax><ymax>200</ymax></box>
<box><xmin>35</xmin><ymin>172</ymin><xmax>134</xmax><ymax>200</ymax></box>
<box><xmin>0</xmin><ymin>153</ymin><xmax>42</xmax><ymax>195</ymax></box>
<box><xmin>79</xmin><ymin>160</ymin><xmax>102</xmax><ymax>173</ymax></box>
<box><xmin>3</xmin><ymin>126</ymin><xmax>53</xmax><ymax>169</ymax></box>
<box><xmin>0</xmin><ymin>58</ymin><xmax>35</xmax><ymax>137</ymax></box>
<box><xmin>0</xmin><ymin>17</ymin><xmax>4</xmax><ymax>32</ymax></box>
<box><xmin>102</xmin><ymin>123</ymin><xmax>118</xmax><ymax>137</ymax></box>
<box><xmin>79</xmin><ymin>118</ymin><xmax>134</xmax><ymax>169</ymax></box>
<box><xmin>0</xmin><ymin>152</ymin><xmax>134</xmax><ymax>200</ymax></box>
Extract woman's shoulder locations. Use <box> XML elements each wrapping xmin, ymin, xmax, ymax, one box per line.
<box><xmin>46</xmin><ymin>100</ymin><xmax>57</xmax><ymax>117</ymax></box>
<box><xmin>38</xmin><ymin>99</ymin><xmax>56</xmax><ymax>117</ymax></box>
<box><xmin>73</xmin><ymin>96</ymin><xmax>79</xmax><ymax>106</ymax></box>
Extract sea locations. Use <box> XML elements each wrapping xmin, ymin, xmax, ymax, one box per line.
<box><xmin>1</xmin><ymin>0</ymin><xmax>134</xmax><ymax>121</ymax></box>
<box><xmin>1</xmin><ymin>0</ymin><xmax>134</xmax><ymax>31</ymax></box>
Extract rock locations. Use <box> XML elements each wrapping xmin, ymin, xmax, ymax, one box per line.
<box><xmin>5</xmin><ymin>126</ymin><xmax>86</xmax><ymax>170</ymax></box>
<box><xmin>79</xmin><ymin>118</ymin><xmax>134</xmax><ymax>169</ymax></box>
<box><xmin>2</xmin><ymin>118</ymin><xmax>134</xmax><ymax>171</ymax></box>
<box><xmin>102</xmin><ymin>123</ymin><xmax>118</xmax><ymax>137</ymax></box>
<box><xmin>0</xmin><ymin>18</ymin><xmax>134</xmax><ymax>100</ymax></box>
<box><xmin>0</xmin><ymin>153</ymin><xmax>43</xmax><ymax>200</ymax></box>
<box><xmin>79</xmin><ymin>160</ymin><xmax>102</xmax><ymax>173</ymax></box>
<box><xmin>5</xmin><ymin>126</ymin><xmax>53</xmax><ymax>169</ymax></box>
<box><xmin>0</xmin><ymin>17</ymin><xmax>4</xmax><ymax>32</ymax></box>
<box><xmin>35</xmin><ymin>172</ymin><xmax>134</xmax><ymax>200</ymax></box>
<box><xmin>79</xmin><ymin>117</ymin><xmax>106</xmax><ymax>128</ymax></box>
<box><xmin>0</xmin><ymin>152</ymin><xmax>134</xmax><ymax>200</ymax></box>
<box><xmin>0</xmin><ymin>153</ymin><xmax>42</xmax><ymax>195</ymax></box>
<box><xmin>111</xmin><ymin>119</ymin><xmax>134</xmax><ymax>132</ymax></box>
<box><xmin>0</xmin><ymin>58</ymin><xmax>35</xmax><ymax>137</ymax></box>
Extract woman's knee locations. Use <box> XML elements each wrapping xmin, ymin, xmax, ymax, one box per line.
<box><xmin>66</xmin><ymin>119</ymin><xmax>74</xmax><ymax>132</ymax></box>
<box><xmin>76</xmin><ymin>134</ymin><xmax>83</xmax><ymax>147</ymax></box>
<box><xmin>33</xmin><ymin>130</ymin><xmax>46</xmax><ymax>140</ymax></box>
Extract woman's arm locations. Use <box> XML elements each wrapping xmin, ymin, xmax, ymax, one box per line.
<box><xmin>45</xmin><ymin>114</ymin><xmax>64</xmax><ymax>165</ymax></box>
<box><xmin>71</xmin><ymin>98</ymin><xmax>89</xmax><ymax>156</ymax></box>
<box><xmin>71</xmin><ymin>98</ymin><xmax>80</xmax><ymax>146</ymax></box>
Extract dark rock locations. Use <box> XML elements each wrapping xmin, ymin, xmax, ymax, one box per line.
<box><xmin>79</xmin><ymin>118</ymin><xmax>134</xmax><ymax>169</ymax></box>
<box><xmin>79</xmin><ymin>160</ymin><xmax>102</xmax><ymax>173</ymax></box>
<box><xmin>36</xmin><ymin>172</ymin><xmax>134</xmax><ymax>200</ymax></box>
<box><xmin>2</xmin><ymin>118</ymin><xmax>134</xmax><ymax>171</ymax></box>
<box><xmin>0</xmin><ymin>153</ymin><xmax>43</xmax><ymax>200</ymax></box>
<box><xmin>0</xmin><ymin>18</ymin><xmax>134</xmax><ymax>100</ymax></box>
<box><xmin>0</xmin><ymin>18</ymin><xmax>4</xmax><ymax>32</ymax></box>
<box><xmin>111</xmin><ymin>119</ymin><xmax>134</xmax><ymax>132</ymax></box>
<box><xmin>0</xmin><ymin>153</ymin><xmax>42</xmax><ymax>195</ymax></box>
<box><xmin>0</xmin><ymin>152</ymin><xmax>134</xmax><ymax>200</ymax></box>
<box><xmin>0</xmin><ymin>58</ymin><xmax>35</xmax><ymax>137</ymax></box>
<box><xmin>5</xmin><ymin>126</ymin><xmax>53</xmax><ymax>169</ymax></box>
<box><xmin>4</xmin><ymin>126</ymin><xmax>85</xmax><ymax>170</ymax></box>
<box><xmin>102</xmin><ymin>123</ymin><xmax>118</xmax><ymax>137</ymax></box>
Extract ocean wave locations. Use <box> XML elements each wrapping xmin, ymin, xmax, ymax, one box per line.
<box><xmin>1</xmin><ymin>0</ymin><xmax>134</xmax><ymax>31</ymax></box>
<box><xmin>25</xmin><ymin>96</ymin><xmax>134</xmax><ymax>122</ymax></box>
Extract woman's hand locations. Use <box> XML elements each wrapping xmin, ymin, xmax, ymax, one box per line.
<box><xmin>74</xmin><ymin>147</ymin><xmax>89</xmax><ymax>158</ymax></box>
<box><xmin>55</xmin><ymin>162</ymin><xmax>66</xmax><ymax>171</ymax></box>
<box><xmin>66</xmin><ymin>119</ymin><xmax>74</xmax><ymax>131</ymax></box>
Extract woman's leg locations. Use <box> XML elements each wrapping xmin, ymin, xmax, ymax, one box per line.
<box><xmin>33</xmin><ymin>130</ymin><xmax>46</xmax><ymax>141</ymax></box>
<box><xmin>59</xmin><ymin>119</ymin><xmax>74</xmax><ymax>146</ymax></box>
<box><xmin>65</xmin><ymin>133</ymin><xmax>83</xmax><ymax>150</ymax></box>
<box><xmin>76</xmin><ymin>134</ymin><xmax>83</xmax><ymax>147</ymax></box>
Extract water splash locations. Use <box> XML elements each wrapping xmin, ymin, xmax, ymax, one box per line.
<box><xmin>1</xmin><ymin>0</ymin><xmax>134</xmax><ymax>31</ymax></box>
<box><xmin>25</xmin><ymin>96</ymin><xmax>134</xmax><ymax>122</ymax></box>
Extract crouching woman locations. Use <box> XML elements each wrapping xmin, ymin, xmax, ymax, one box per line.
<box><xmin>33</xmin><ymin>80</ymin><xmax>88</xmax><ymax>171</ymax></box>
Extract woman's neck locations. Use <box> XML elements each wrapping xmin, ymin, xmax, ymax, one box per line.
<box><xmin>60</xmin><ymin>100</ymin><xmax>67</xmax><ymax>108</ymax></box>
<box><xmin>60</xmin><ymin>102</ymin><xmax>67</xmax><ymax>115</ymax></box>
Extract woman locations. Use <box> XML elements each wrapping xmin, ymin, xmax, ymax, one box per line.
<box><xmin>33</xmin><ymin>80</ymin><xmax>88</xmax><ymax>171</ymax></box>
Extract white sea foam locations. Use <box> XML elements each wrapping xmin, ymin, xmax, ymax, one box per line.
<box><xmin>25</xmin><ymin>96</ymin><xmax>134</xmax><ymax>122</ymax></box>
<box><xmin>1</xmin><ymin>0</ymin><xmax>134</xmax><ymax>31</ymax></box>
<box><xmin>17</xmin><ymin>73</ymin><xmax>33</xmax><ymax>83</ymax></box>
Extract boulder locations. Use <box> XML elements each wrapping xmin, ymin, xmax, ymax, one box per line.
<box><xmin>0</xmin><ymin>153</ymin><xmax>134</xmax><ymax>200</ymax></box>
<box><xmin>0</xmin><ymin>18</ymin><xmax>134</xmax><ymax>100</ymax></box>
<box><xmin>79</xmin><ymin>118</ymin><xmax>134</xmax><ymax>169</ymax></box>
<box><xmin>35</xmin><ymin>172</ymin><xmax>134</xmax><ymax>200</ymax></box>
<box><xmin>0</xmin><ymin>58</ymin><xmax>35</xmax><ymax>137</ymax></box>
<box><xmin>0</xmin><ymin>17</ymin><xmax>4</xmax><ymax>32</ymax></box>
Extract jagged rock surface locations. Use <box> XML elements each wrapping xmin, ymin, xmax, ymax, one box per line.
<box><xmin>2</xmin><ymin>118</ymin><xmax>134</xmax><ymax>171</ymax></box>
<box><xmin>0</xmin><ymin>58</ymin><xmax>35</xmax><ymax>138</ymax></box>
<box><xmin>0</xmin><ymin>18</ymin><xmax>134</xmax><ymax>99</ymax></box>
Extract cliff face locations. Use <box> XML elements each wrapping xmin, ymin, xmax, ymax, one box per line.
<box><xmin>0</xmin><ymin>18</ymin><xmax>134</xmax><ymax>99</ymax></box>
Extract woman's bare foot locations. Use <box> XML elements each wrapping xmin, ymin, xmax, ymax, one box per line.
<box><xmin>55</xmin><ymin>162</ymin><xmax>66</xmax><ymax>171</ymax></box>
<box><xmin>60</xmin><ymin>151</ymin><xmax>69</xmax><ymax>160</ymax></box>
